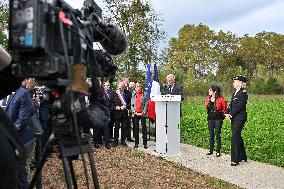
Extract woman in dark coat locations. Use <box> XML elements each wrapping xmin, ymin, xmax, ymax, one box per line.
<box><xmin>225</xmin><ymin>76</ymin><xmax>248</xmax><ymax>166</ymax></box>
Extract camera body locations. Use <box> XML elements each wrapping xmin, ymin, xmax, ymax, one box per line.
<box><xmin>8</xmin><ymin>0</ymin><xmax>117</xmax><ymax>84</ymax></box>
<box><xmin>8</xmin><ymin>0</ymin><xmax>127</xmax><ymax>139</ymax></box>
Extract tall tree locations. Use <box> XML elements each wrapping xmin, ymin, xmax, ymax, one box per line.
<box><xmin>103</xmin><ymin>0</ymin><xmax>165</xmax><ymax>81</ymax></box>
<box><xmin>0</xmin><ymin>1</ymin><xmax>8</xmax><ymax>48</ymax></box>
<box><xmin>163</xmin><ymin>24</ymin><xmax>217</xmax><ymax>80</ymax></box>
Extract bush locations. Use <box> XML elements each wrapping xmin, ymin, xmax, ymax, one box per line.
<box><xmin>266</xmin><ymin>77</ymin><xmax>282</xmax><ymax>94</ymax></box>
<box><xmin>246</xmin><ymin>77</ymin><xmax>283</xmax><ymax>95</ymax></box>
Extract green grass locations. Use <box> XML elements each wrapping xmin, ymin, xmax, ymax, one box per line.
<box><xmin>180</xmin><ymin>95</ymin><xmax>284</xmax><ymax>168</ymax></box>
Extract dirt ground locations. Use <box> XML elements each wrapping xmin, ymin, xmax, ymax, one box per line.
<box><xmin>36</xmin><ymin>145</ymin><xmax>242</xmax><ymax>189</ymax></box>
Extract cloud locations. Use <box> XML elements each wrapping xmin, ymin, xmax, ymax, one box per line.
<box><xmin>214</xmin><ymin>1</ymin><xmax>284</xmax><ymax>36</ymax></box>
<box><xmin>67</xmin><ymin>0</ymin><xmax>284</xmax><ymax>39</ymax></box>
<box><xmin>153</xmin><ymin>0</ymin><xmax>283</xmax><ymax>37</ymax></box>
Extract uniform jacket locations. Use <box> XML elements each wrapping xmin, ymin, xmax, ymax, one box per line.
<box><xmin>205</xmin><ymin>96</ymin><xmax>227</xmax><ymax>115</ymax></box>
<box><xmin>131</xmin><ymin>91</ymin><xmax>148</xmax><ymax>117</ymax></box>
<box><xmin>227</xmin><ymin>89</ymin><xmax>248</xmax><ymax>121</ymax></box>
<box><xmin>5</xmin><ymin>87</ymin><xmax>33</xmax><ymax>144</ymax></box>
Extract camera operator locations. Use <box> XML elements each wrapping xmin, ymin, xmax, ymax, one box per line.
<box><xmin>5</xmin><ymin>78</ymin><xmax>36</xmax><ymax>189</ymax></box>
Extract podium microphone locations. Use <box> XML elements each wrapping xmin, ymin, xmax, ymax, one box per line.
<box><xmin>0</xmin><ymin>45</ymin><xmax>12</xmax><ymax>71</ymax></box>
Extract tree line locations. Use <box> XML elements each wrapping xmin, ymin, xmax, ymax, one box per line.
<box><xmin>161</xmin><ymin>24</ymin><xmax>284</xmax><ymax>96</ymax></box>
<box><xmin>1</xmin><ymin>1</ymin><xmax>284</xmax><ymax>95</ymax></box>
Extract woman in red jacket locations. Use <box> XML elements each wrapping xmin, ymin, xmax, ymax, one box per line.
<box><xmin>205</xmin><ymin>85</ymin><xmax>227</xmax><ymax>157</ymax></box>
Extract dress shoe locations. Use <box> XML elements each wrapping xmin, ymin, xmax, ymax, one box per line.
<box><xmin>206</xmin><ymin>152</ymin><xmax>213</xmax><ymax>155</ymax></box>
<box><xmin>94</xmin><ymin>144</ymin><xmax>100</xmax><ymax>149</ymax></box>
<box><xmin>105</xmin><ymin>143</ymin><xmax>111</xmax><ymax>149</ymax></box>
<box><xmin>231</xmin><ymin>162</ymin><xmax>239</xmax><ymax>166</ymax></box>
<box><xmin>134</xmin><ymin>144</ymin><xmax>138</xmax><ymax>148</ymax></box>
<box><xmin>113</xmin><ymin>142</ymin><xmax>118</xmax><ymax>147</ymax></box>
<box><xmin>216</xmin><ymin>152</ymin><xmax>221</xmax><ymax>157</ymax></box>
<box><xmin>144</xmin><ymin>145</ymin><xmax>148</xmax><ymax>149</ymax></box>
<box><xmin>127</xmin><ymin>138</ymin><xmax>135</xmax><ymax>142</ymax></box>
<box><xmin>121</xmin><ymin>141</ymin><xmax>128</xmax><ymax>146</ymax></box>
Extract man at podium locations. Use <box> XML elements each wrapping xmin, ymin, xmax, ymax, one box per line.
<box><xmin>162</xmin><ymin>74</ymin><xmax>184</xmax><ymax>116</ymax></box>
<box><xmin>162</xmin><ymin>74</ymin><xmax>184</xmax><ymax>101</ymax></box>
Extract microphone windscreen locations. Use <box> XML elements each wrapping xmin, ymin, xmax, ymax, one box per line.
<box><xmin>100</xmin><ymin>24</ymin><xmax>128</xmax><ymax>55</ymax></box>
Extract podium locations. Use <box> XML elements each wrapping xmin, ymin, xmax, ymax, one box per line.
<box><xmin>152</xmin><ymin>95</ymin><xmax>181</xmax><ymax>155</ymax></box>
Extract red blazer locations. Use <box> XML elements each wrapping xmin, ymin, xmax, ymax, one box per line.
<box><xmin>205</xmin><ymin>96</ymin><xmax>227</xmax><ymax>114</ymax></box>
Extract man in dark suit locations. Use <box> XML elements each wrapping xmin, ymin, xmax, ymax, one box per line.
<box><xmin>104</xmin><ymin>81</ymin><xmax>115</xmax><ymax>140</ymax></box>
<box><xmin>162</xmin><ymin>74</ymin><xmax>184</xmax><ymax>116</ymax></box>
<box><xmin>93</xmin><ymin>81</ymin><xmax>112</xmax><ymax>149</ymax></box>
<box><xmin>5</xmin><ymin>78</ymin><xmax>35</xmax><ymax>189</ymax></box>
<box><xmin>162</xmin><ymin>74</ymin><xmax>184</xmax><ymax>100</ymax></box>
<box><xmin>123</xmin><ymin>78</ymin><xmax>134</xmax><ymax>142</ymax></box>
<box><xmin>225</xmin><ymin>75</ymin><xmax>248</xmax><ymax>166</ymax></box>
<box><xmin>113</xmin><ymin>81</ymin><xmax>129</xmax><ymax>146</ymax></box>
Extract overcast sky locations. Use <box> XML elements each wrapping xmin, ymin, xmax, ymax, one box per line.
<box><xmin>68</xmin><ymin>0</ymin><xmax>284</xmax><ymax>40</ymax></box>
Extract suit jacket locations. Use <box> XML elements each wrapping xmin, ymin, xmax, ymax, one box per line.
<box><xmin>227</xmin><ymin>89</ymin><xmax>248</xmax><ymax>121</ymax></box>
<box><xmin>105</xmin><ymin>89</ymin><xmax>115</xmax><ymax>113</ymax></box>
<box><xmin>124</xmin><ymin>89</ymin><xmax>132</xmax><ymax>109</ymax></box>
<box><xmin>5</xmin><ymin>87</ymin><xmax>33</xmax><ymax>144</ymax></box>
<box><xmin>131</xmin><ymin>92</ymin><xmax>148</xmax><ymax>117</ymax></box>
<box><xmin>113</xmin><ymin>90</ymin><xmax>129</xmax><ymax>120</ymax></box>
<box><xmin>39</xmin><ymin>100</ymin><xmax>51</xmax><ymax>121</ymax></box>
<box><xmin>162</xmin><ymin>84</ymin><xmax>184</xmax><ymax>101</ymax></box>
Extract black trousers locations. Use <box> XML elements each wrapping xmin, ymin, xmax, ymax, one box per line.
<box><xmin>208</xmin><ymin>120</ymin><xmax>223</xmax><ymax>153</ymax></box>
<box><xmin>93</xmin><ymin>125</ymin><xmax>110</xmax><ymax>144</ymax></box>
<box><xmin>108</xmin><ymin>113</ymin><xmax>115</xmax><ymax>139</ymax></box>
<box><xmin>132</xmin><ymin>115</ymin><xmax>147</xmax><ymax>145</ymax></box>
<box><xmin>126</xmin><ymin>114</ymin><xmax>132</xmax><ymax>139</ymax></box>
<box><xmin>114</xmin><ymin>111</ymin><xmax>128</xmax><ymax>143</ymax></box>
<box><xmin>231</xmin><ymin>119</ymin><xmax>247</xmax><ymax>163</ymax></box>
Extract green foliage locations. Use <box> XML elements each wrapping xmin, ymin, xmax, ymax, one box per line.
<box><xmin>266</xmin><ymin>77</ymin><xmax>282</xmax><ymax>94</ymax></box>
<box><xmin>131</xmin><ymin>150</ymin><xmax>145</xmax><ymax>158</ymax></box>
<box><xmin>0</xmin><ymin>1</ymin><xmax>8</xmax><ymax>48</ymax></box>
<box><xmin>161</xmin><ymin>24</ymin><xmax>284</xmax><ymax>94</ymax></box>
<box><xmin>249</xmin><ymin>77</ymin><xmax>283</xmax><ymax>95</ymax></box>
<box><xmin>103</xmin><ymin>0</ymin><xmax>165</xmax><ymax>82</ymax></box>
<box><xmin>180</xmin><ymin>96</ymin><xmax>284</xmax><ymax>168</ymax></box>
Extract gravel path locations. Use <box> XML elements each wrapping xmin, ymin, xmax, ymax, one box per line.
<box><xmin>127</xmin><ymin>139</ymin><xmax>284</xmax><ymax>189</ymax></box>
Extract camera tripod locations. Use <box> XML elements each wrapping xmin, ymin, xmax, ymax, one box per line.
<box><xmin>29</xmin><ymin>132</ymin><xmax>100</xmax><ymax>189</ymax></box>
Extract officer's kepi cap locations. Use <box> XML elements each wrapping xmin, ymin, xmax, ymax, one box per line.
<box><xmin>232</xmin><ymin>75</ymin><xmax>247</xmax><ymax>83</ymax></box>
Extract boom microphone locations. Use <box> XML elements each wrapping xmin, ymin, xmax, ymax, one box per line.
<box><xmin>0</xmin><ymin>45</ymin><xmax>12</xmax><ymax>71</ymax></box>
<box><xmin>94</xmin><ymin>24</ymin><xmax>128</xmax><ymax>55</ymax></box>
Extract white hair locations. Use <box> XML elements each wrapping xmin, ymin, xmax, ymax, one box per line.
<box><xmin>166</xmin><ymin>74</ymin><xmax>175</xmax><ymax>80</ymax></box>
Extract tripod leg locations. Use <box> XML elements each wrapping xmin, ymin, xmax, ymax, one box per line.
<box><xmin>87</xmin><ymin>152</ymin><xmax>100</xmax><ymax>189</ymax></box>
<box><xmin>62</xmin><ymin>156</ymin><xmax>74</xmax><ymax>189</ymax></box>
<box><xmin>68</xmin><ymin>159</ymin><xmax>78</xmax><ymax>189</ymax></box>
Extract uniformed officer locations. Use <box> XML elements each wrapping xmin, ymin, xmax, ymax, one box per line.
<box><xmin>225</xmin><ymin>75</ymin><xmax>248</xmax><ymax>166</ymax></box>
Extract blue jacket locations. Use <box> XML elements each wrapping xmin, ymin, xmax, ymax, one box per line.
<box><xmin>5</xmin><ymin>87</ymin><xmax>33</xmax><ymax>144</ymax></box>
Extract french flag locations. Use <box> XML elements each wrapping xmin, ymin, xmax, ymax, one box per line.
<box><xmin>147</xmin><ymin>64</ymin><xmax>160</xmax><ymax>122</ymax></box>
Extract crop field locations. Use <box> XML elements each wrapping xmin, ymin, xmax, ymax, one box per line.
<box><xmin>180</xmin><ymin>95</ymin><xmax>284</xmax><ymax>168</ymax></box>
